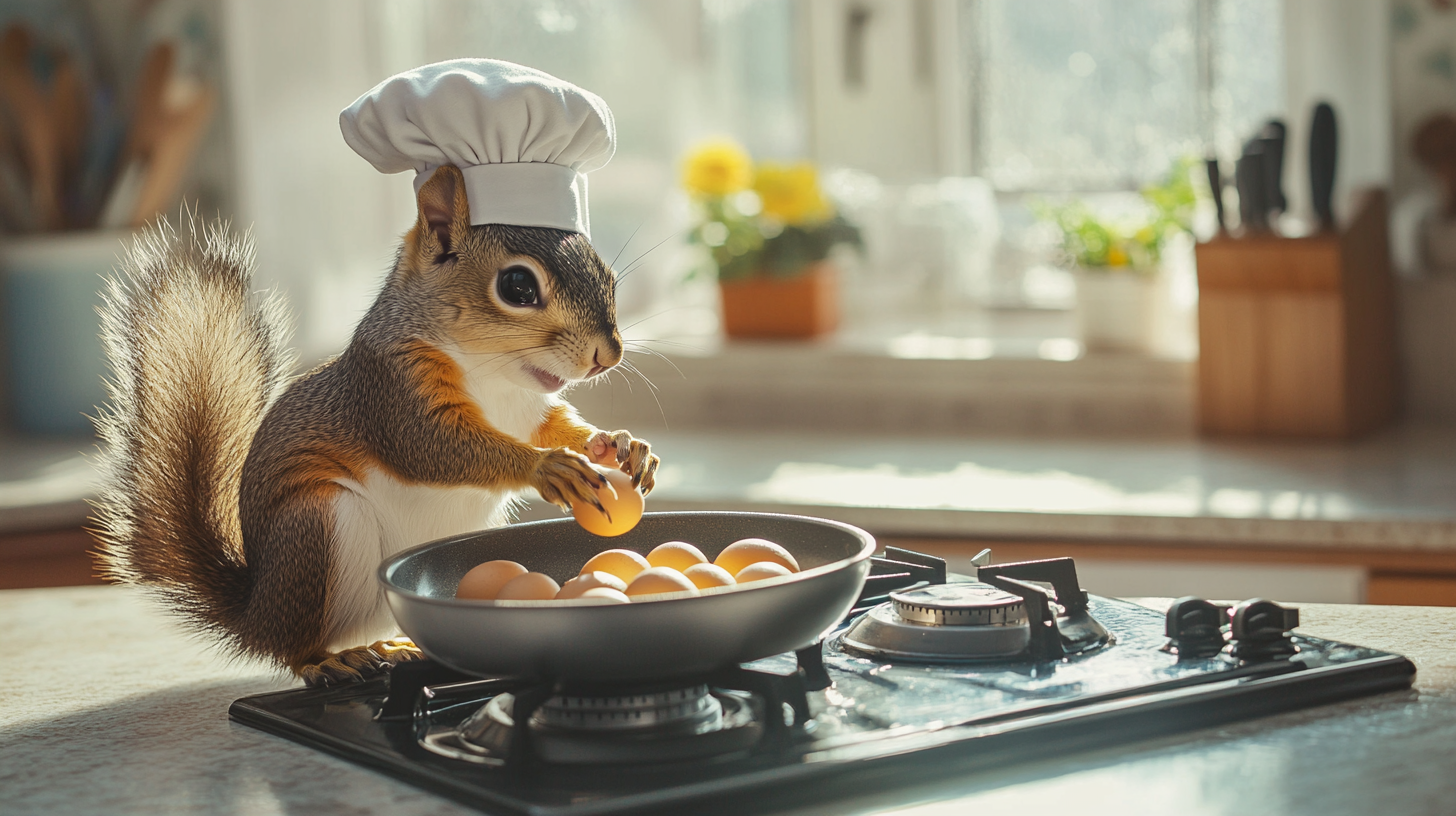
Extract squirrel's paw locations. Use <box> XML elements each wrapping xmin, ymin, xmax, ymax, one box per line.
<box><xmin>532</xmin><ymin>447</ymin><xmax>609</xmax><ymax>512</ymax></box>
<box><xmin>368</xmin><ymin>637</ymin><xmax>425</xmax><ymax>664</ymax></box>
<box><xmin>297</xmin><ymin>639</ymin><xmax>424</xmax><ymax>687</ymax></box>
<box><xmin>587</xmin><ymin>430</ymin><xmax>660</xmax><ymax>494</ymax></box>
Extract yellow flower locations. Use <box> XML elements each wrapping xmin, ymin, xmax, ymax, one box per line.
<box><xmin>682</xmin><ymin>139</ymin><xmax>753</xmax><ymax>197</ymax></box>
<box><xmin>753</xmin><ymin>162</ymin><xmax>832</xmax><ymax>226</ymax></box>
<box><xmin>1106</xmin><ymin>246</ymin><xmax>1130</xmax><ymax>267</ymax></box>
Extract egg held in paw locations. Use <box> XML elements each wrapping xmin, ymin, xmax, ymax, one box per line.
<box><xmin>495</xmin><ymin>572</ymin><xmax>561</xmax><ymax>601</ymax></box>
<box><xmin>456</xmin><ymin>559</ymin><xmax>529</xmax><ymax>600</ymax></box>
<box><xmin>555</xmin><ymin>571</ymin><xmax>629</xmax><ymax>600</ymax></box>
<box><xmin>572</xmin><ymin>467</ymin><xmax>644</xmax><ymax>537</ymax></box>
<box><xmin>714</xmin><ymin>538</ymin><xmax>800</xmax><ymax>577</ymax></box>
<box><xmin>735</xmin><ymin>561</ymin><xmax>794</xmax><ymax>583</ymax></box>
<box><xmin>580</xmin><ymin>548</ymin><xmax>651</xmax><ymax>583</ymax></box>
<box><xmin>647</xmin><ymin>541</ymin><xmax>708</xmax><ymax>572</ymax></box>
<box><xmin>682</xmin><ymin>562</ymin><xmax>736</xmax><ymax>590</ymax></box>
<box><xmin>625</xmin><ymin>566</ymin><xmax>700</xmax><ymax>599</ymax></box>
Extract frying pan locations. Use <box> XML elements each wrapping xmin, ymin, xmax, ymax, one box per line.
<box><xmin>380</xmin><ymin>511</ymin><xmax>875</xmax><ymax>685</ymax></box>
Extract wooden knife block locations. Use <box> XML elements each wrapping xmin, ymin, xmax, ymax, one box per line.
<box><xmin>1194</xmin><ymin>190</ymin><xmax>1397</xmax><ymax>438</ymax></box>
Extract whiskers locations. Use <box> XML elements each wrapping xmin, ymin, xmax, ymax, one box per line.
<box><xmin>592</xmin><ymin>352</ymin><xmax>670</xmax><ymax>428</ymax></box>
<box><xmin>622</xmin><ymin>340</ymin><xmax>685</xmax><ymax>379</ymax></box>
<box><xmin>612</xmin><ymin>227</ymin><xmax>687</xmax><ymax>290</ymax></box>
<box><xmin>447</xmin><ymin>338</ymin><xmax>556</xmax><ymax>383</ymax></box>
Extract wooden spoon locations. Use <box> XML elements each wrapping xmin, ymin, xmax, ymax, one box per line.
<box><xmin>48</xmin><ymin>50</ymin><xmax>87</xmax><ymax>227</ymax></box>
<box><xmin>126</xmin><ymin>77</ymin><xmax>216</xmax><ymax>226</ymax></box>
<box><xmin>99</xmin><ymin>41</ymin><xmax>174</xmax><ymax>228</ymax></box>
<box><xmin>0</xmin><ymin>25</ymin><xmax>59</xmax><ymax>230</ymax></box>
<box><xmin>0</xmin><ymin>112</ymin><xmax>31</xmax><ymax>231</ymax></box>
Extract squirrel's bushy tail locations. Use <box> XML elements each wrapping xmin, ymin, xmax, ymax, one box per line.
<box><xmin>93</xmin><ymin>218</ymin><xmax>294</xmax><ymax>641</ymax></box>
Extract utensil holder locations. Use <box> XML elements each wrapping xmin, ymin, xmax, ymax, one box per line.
<box><xmin>0</xmin><ymin>231</ymin><xmax>128</xmax><ymax>435</ymax></box>
<box><xmin>1194</xmin><ymin>189</ymin><xmax>1397</xmax><ymax>438</ymax></box>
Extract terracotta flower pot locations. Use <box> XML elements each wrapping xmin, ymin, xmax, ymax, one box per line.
<box><xmin>718</xmin><ymin>261</ymin><xmax>840</xmax><ymax>339</ymax></box>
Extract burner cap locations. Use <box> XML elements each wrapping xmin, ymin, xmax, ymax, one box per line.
<box><xmin>890</xmin><ymin>583</ymin><xmax>1027</xmax><ymax>627</ymax></box>
<box><xmin>838</xmin><ymin>580</ymin><xmax>1034</xmax><ymax>663</ymax></box>
<box><xmin>537</xmin><ymin>685</ymin><xmax>716</xmax><ymax>731</ymax></box>
<box><xmin>422</xmin><ymin>684</ymin><xmax>763</xmax><ymax>765</ymax></box>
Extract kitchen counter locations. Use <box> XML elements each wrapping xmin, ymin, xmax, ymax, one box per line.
<box><xmin>15</xmin><ymin>426</ymin><xmax>1456</xmax><ymax>551</ymax></box>
<box><xmin>590</xmin><ymin>426</ymin><xmax>1456</xmax><ymax>550</ymax></box>
<box><xmin>0</xmin><ymin>434</ymin><xmax>97</xmax><ymax>534</ymax></box>
<box><xmin>3</xmin><ymin>585</ymin><xmax>1454</xmax><ymax>816</ymax></box>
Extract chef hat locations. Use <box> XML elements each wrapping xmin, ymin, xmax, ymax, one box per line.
<box><xmin>339</xmin><ymin>59</ymin><xmax>615</xmax><ymax>237</ymax></box>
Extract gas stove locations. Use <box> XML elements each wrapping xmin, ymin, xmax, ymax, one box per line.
<box><xmin>230</xmin><ymin>549</ymin><xmax>1415</xmax><ymax>815</ymax></box>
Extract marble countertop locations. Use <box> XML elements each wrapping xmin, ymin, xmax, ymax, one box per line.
<box><xmin>3</xmin><ymin>585</ymin><xmax>1454</xmax><ymax>816</ymax></box>
<box><xmin>12</xmin><ymin>425</ymin><xmax>1456</xmax><ymax>550</ymax></box>
<box><xmin>625</xmin><ymin>426</ymin><xmax>1456</xmax><ymax>550</ymax></box>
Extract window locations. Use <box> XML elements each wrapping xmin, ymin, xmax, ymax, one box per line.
<box><xmin>971</xmin><ymin>0</ymin><xmax>1285</xmax><ymax>192</ymax></box>
<box><xmin>228</xmin><ymin>1</ymin><xmax>1288</xmax><ymax>360</ymax></box>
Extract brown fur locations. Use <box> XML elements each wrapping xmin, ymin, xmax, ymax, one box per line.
<box><xmin>95</xmin><ymin>166</ymin><xmax>658</xmax><ymax>684</ymax></box>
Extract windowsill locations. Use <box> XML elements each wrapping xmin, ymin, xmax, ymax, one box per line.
<box><xmin>573</xmin><ymin>334</ymin><xmax>1195</xmax><ymax>437</ymax></box>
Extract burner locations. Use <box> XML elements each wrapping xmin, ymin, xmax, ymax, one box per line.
<box><xmin>838</xmin><ymin>557</ymin><xmax>1114</xmax><ymax>662</ymax></box>
<box><xmin>532</xmin><ymin>685</ymin><xmax>719</xmax><ymax>731</ymax></box>
<box><xmin>890</xmin><ymin>582</ymin><xmax>1027</xmax><ymax>626</ymax></box>
<box><xmin>839</xmin><ymin>581</ymin><xmax>1034</xmax><ymax>661</ymax></box>
<box><xmin>420</xmin><ymin>683</ymin><xmax>764</xmax><ymax>765</ymax></box>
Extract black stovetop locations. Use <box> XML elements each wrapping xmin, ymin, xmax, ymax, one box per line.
<box><xmin>230</xmin><ymin>553</ymin><xmax>1415</xmax><ymax>816</ymax></box>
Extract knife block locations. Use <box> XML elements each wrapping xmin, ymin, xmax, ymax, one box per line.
<box><xmin>1194</xmin><ymin>189</ymin><xmax>1397</xmax><ymax>438</ymax></box>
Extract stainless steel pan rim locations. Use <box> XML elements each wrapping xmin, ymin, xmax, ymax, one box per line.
<box><xmin>379</xmin><ymin>511</ymin><xmax>875</xmax><ymax>608</ymax></box>
<box><xmin>377</xmin><ymin>510</ymin><xmax>877</xmax><ymax>683</ymax></box>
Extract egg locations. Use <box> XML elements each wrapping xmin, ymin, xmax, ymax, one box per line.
<box><xmin>682</xmin><ymin>562</ymin><xmax>736</xmax><ymax>590</ymax></box>
<box><xmin>580</xmin><ymin>549</ymin><xmax>651</xmax><ymax>583</ymax></box>
<box><xmin>572</xmin><ymin>467</ymin><xmax>644</xmax><ymax>537</ymax></box>
<box><xmin>494</xmin><ymin>572</ymin><xmax>561</xmax><ymax>601</ymax></box>
<box><xmin>578</xmin><ymin>587</ymin><xmax>631</xmax><ymax>604</ymax></box>
<box><xmin>625</xmin><ymin>566</ymin><xmax>701</xmax><ymax>599</ymax></box>
<box><xmin>555</xmin><ymin>570</ymin><xmax>629</xmax><ymax>600</ymax></box>
<box><xmin>647</xmin><ymin>541</ymin><xmax>708</xmax><ymax>572</ymax></box>
<box><xmin>713</xmin><ymin>538</ymin><xmax>800</xmax><ymax>576</ymax></box>
<box><xmin>455</xmin><ymin>559</ymin><xmax>529</xmax><ymax>600</ymax></box>
<box><xmin>734</xmin><ymin>561</ymin><xmax>794</xmax><ymax>583</ymax></box>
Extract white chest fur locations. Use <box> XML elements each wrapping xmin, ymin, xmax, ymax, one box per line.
<box><xmin>323</xmin><ymin>348</ymin><xmax>559</xmax><ymax>646</ymax></box>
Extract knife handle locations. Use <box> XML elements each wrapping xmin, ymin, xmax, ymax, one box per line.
<box><xmin>1260</xmin><ymin>120</ymin><xmax>1287</xmax><ymax>213</ymax></box>
<box><xmin>1309</xmin><ymin>103</ymin><xmax>1338</xmax><ymax>232</ymax></box>
<box><xmin>1236</xmin><ymin>152</ymin><xmax>1269</xmax><ymax>233</ymax></box>
<box><xmin>1206</xmin><ymin>158</ymin><xmax>1226</xmax><ymax>233</ymax></box>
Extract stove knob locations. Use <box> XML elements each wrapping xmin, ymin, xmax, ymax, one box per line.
<box><xmin>1162</xmin><ymin>596</ymin><xmax>1227</xmax><ymax>658</ymax></box>
<box><xmin>1229</xmin><ymin>598</ymin><xmax>1300</xmax><ymax>660</ymax></box>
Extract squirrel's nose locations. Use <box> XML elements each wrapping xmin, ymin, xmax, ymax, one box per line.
<box><xmin>587</xmin><ymin>343</ymin><xmax>622</xmax><ymax>377</ymax></box>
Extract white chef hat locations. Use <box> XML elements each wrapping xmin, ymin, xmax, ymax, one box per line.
<box><xmin>339</xmin><ymin>58</ymin><xmax>615</xmax><ymax>237</ymax></box>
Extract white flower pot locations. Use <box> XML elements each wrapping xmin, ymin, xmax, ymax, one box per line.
<box><xmin>1073</xmin><ymin>267</ymin><xmax>1159</xmax><ymax>353</ymax></box>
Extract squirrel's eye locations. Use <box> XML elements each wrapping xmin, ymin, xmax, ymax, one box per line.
<box><xmin>497</xmin><ymin>267</ymin><xmax>540</xmax><ymax>306</ymax></box>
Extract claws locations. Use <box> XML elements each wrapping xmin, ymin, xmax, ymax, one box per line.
<box><xmin>533</xmin><ymin>447</ymin><xmax>608</xmax><ymax>513</ymax></box>
<box><xmin>297</xmin><ymin>639</ymin><xmax>423</xmax><ymax>687</ymax></box>
<box><xmin>586</xmin><ymin>430</ymin><xmax>659</xmax><ymax>495</ymax></box>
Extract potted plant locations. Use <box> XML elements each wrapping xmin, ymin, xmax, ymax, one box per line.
<box><xmin>681</xmin><ymin>139</ymin><xmax>861</xmax><ymax>339</ymax></box>
<box><xmin>1038</xmin><ymin>158</ymin><xmax>1196</xmax><ymax>352</ymax></box>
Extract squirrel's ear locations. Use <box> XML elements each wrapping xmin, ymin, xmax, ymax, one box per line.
<box><xmin>414</xmin><ymin>165</ymin><xmax>469</xmax><ymax>260</ymax></box>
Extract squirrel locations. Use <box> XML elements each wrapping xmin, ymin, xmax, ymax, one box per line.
<box><xmin>92</xmin><ymin>164</ymin><xmax>659</xmax><ymax>686</ymax></box>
